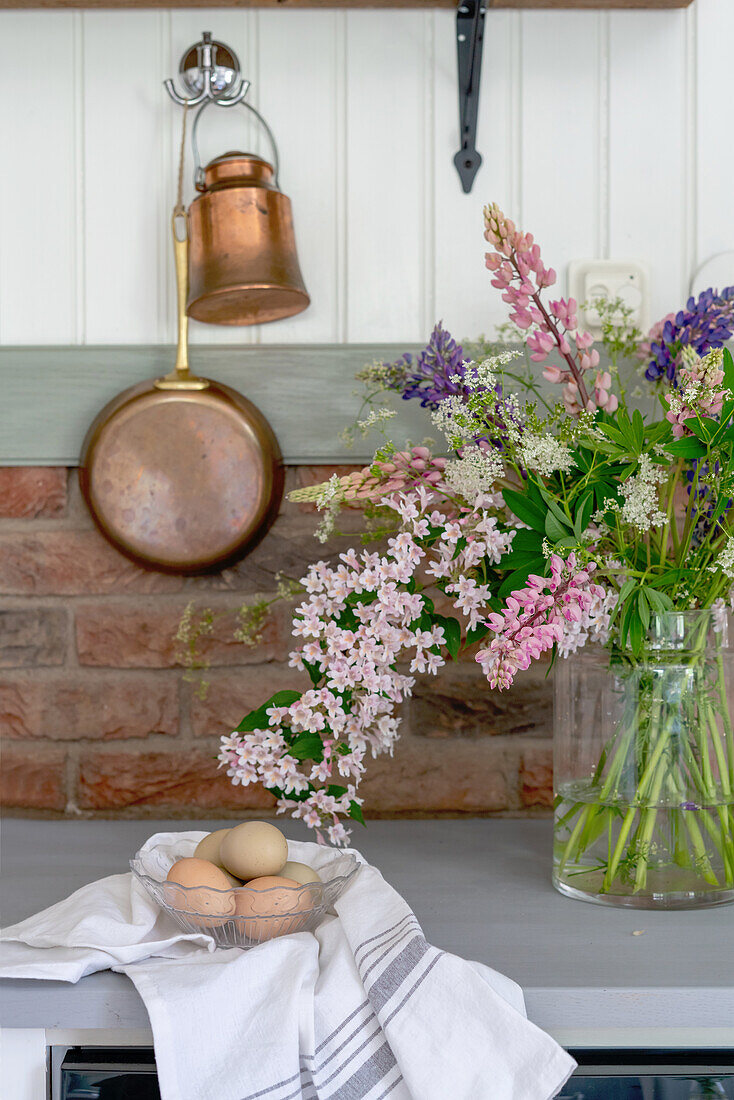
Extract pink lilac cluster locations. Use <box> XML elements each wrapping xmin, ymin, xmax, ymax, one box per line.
<box><xmin>664</xmin><ymin>349</ymin><xmax>727</xmax><ymax>439</ymax></box>
<box><xmin>483</xmin><ymin>203</ymin><xmax>617</xmax><ymax>416</ymax></box>
<box><xmin>476</xmin><ymin>553</ymin><xmax>605</xmax><ymax>690</ymax></box>
<box><xmin>219</xmin><ymin>490</ymin><xmax>513</xmax><ymax>841</ymax></box>
<box><xmin>340</xmin><ymin>446</ymin><xmax>448</xmax><ymax>503</ymax></box>
<box><xmin>219</xmin><ymin>490</ymin><xmax>445</xmax><ymax>843</ymax></box>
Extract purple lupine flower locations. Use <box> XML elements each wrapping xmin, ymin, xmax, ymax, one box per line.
<box><xmin>384</xmin><ymin>321</ymin><xmax>469</xmax><ymax>409</ymax></box>
<box><xmin>687</xmin><ymin>457</ymin><xmax>733</xmax><ymax>542</ymax></box>
<box><xmin>386</xmin><ymin>322</ymin><xmax>518</xmax><ymax>452</ymax></box>
<box><xmin>643</xmin><ymin>286</ymin><xmax>734</xmax><ymax>384</ymax></box>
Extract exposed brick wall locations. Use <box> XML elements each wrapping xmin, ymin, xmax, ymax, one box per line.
<box><xmin>0</xmin><ymin>467</ymin><xmax>553</xmax><ymax>819</ymax></box>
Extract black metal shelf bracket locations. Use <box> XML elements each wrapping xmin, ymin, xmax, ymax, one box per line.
<box><xmin>454</xmin><ymin>0</ymin><xmax>486</xmax><ymax>193</ymax></box>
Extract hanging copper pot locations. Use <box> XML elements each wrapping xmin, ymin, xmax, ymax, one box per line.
<box><xmin>187</xmin><ymin>100</ymin><xmax>310</xmax><ymax>326</ymax></box>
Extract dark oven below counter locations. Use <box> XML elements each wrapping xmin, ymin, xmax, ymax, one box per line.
<box><xmin>48</xmin><ymin>1047</ymin><xmax>734</xmax><ymax>1099</ymax></box>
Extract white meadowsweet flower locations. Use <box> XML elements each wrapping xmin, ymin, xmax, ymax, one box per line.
<box><xmin>518</xmin><ymin>432</ymin><xmax>575</xmax><ymax>478</ymax></box>
<box><xmin>443</xmin><ymin>447</ymin><xmax>504</xmax><ymax>504</ymax></box>
<box><xmin>463</xmin><ymin>350</ymin><xmax>519</xmax><ymax>393</ymax></box>
<box><xmin>713</xmin><ymin>538</ymin><xmax>734</xmax><ymax>580</ymax></box>
<box><xmin>619</xmin><ymin>454</ymin><xmax>667</xmax><ymax>532</ymax></box>
<box><xmin>357</xmin><ymin>407</ymin><xmax>397</xmax><ymax>433</ymax></box>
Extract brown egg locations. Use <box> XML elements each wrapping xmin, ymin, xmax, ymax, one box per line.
<box><xmin>219</xmin><ymin>821</ymin><xmax>288</xmax><ymax>881</ymax></box>
<box><xmin>234</xmin><ymin>876</ymin><xmax>310</xmax><ymax>942</ymax></box>
<box><xmin>166</xmin><ymin>858</ymin><xmax>235</xmax><ymax>928</ymax></box>
<box><xmin>193</xmin><ymin>830</ymin><xmax>242</xmax><ymax>886</ymax></box>
<box><xmin>281</xmin><ymin>860</ymin><xmax>322</xmax><ymax>885</ymax></box>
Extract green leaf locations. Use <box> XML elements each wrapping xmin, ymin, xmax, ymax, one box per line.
<box><xmin>509</xmin><ymin>528</ymin><xmax>544</xmax><ymax>554</ymax></box>
<box><xmin>573</xmin><ymin>491</ymin><xmax>594</xmax><ymax>538</ymax></box>
<box><xmin>505</xmin><ymin>550</ymin><xmax>551</xmax><ymax>568</ymax></box>
<box><xmin>610</xmin><ymin>578</ymin><xmax>637</xmax><ymax>627</ymax></box>
<box><xmin>539</xmin><ymin>488</ymin><xmax>572</xmax><ymax>530</ymax></box>
<box><xmin>637</xmin><ymin>588</ymin><xmax>650</xmax><ymax>631</ymax></box>
<box><xmin>288</xmin><ymin>734</ymin><xmax>325</xmax><ymax>762</ymax></box>
<box><xmin>644</xmin><ymin>587</ymin><xmax>673</xmax><ymax>614</ymax></box>
<box><xmin>646</xmin><ymin>420</ymin><xmax>674</xmax><ymax>445</ymax></box>
<box><xmin>709</xmin><ymin>404</ymin><xmax>734</xmax><ymax>445</ymax></box>
<box><xmin>236</xmin><ymin>689</ymin><xmax>302</xmax><ymax>733</ymax></box>
<box><xmin>349</xmin><ymin>801</ymin><xmax>366</xmax><ymax>827</ymax></box>
<box><xmin>545</xmin><ymin>511</ymin><xmax>570</xmax><ymax>542</ymax></box>
<box><xmin>629</xmin><ymin>613</ymin><xmax>644</xmax><ymax>656</ymax></box>
<box><xmin>686</xmin><ymin>416</ymin><xmax>719</xmax><ymax>443</ymax></box>
<box><xmin>723</xmin><ymin>347</ymin><xmax>734</xmax><ymax>392</ymax></box>
<box><xmin>595</xmin><ymin>421</ymin><xmax>628</xmax><ymax>446</ymax></box>
<box><xmin>498</xmin><ymin>559</ymin><xmax>546</xmax><ymax>598</ymax></box>
<box><xmin>465</xmin><ymin>624</ymin><xmax>490</xmax><ymax>646</ymax></box>
<box><xmin>665</xmin><ymin>437</ymin><xmax>708</xmax><ymax>459</ymax></box>
<box><xmin>571</xmin><ymin>447</ymin><xmax>593</xmax><ymax>474</ymax></box>
<box><xmin>502</xmin><ymin>488</ymin><xmax>546</xmax><ymax>532</ymax></box>
<box><xmin>303</xmin><ymin>660</ymin><xmax>323</xmax><ymax>688</ymax></box>
<box><xmin>433</xmin><ymin>614</ymin><xmax>462</xmax><ymax>660</ymax></box>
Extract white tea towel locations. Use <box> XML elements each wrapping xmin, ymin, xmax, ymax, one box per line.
<box><xmin>1</xmin><ymin>831</ymin><xmax>576</xmax><ymax>1100</ymax></box>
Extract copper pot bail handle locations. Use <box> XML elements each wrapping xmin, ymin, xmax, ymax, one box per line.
<box><xmin>191</xmin><ymin>97</ymin><xmax>281</xmax><ymax>191</ymax></box>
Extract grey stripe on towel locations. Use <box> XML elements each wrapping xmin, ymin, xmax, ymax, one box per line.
<box><xmin>367</xmin><ymin>936</ymin><xmax>431</xmax><ymax>1016</ymax></box>
<box><xmin>323</xmin><ymin>1041</ymin><xmax>399</xmax><ymax>1100</ymax></box>
<box><xmin>360</xmin><ymin>925</ymin><xmax>421</xmax><ymax>984</ymax></box>
<box><xmin>354</xmin><ymin>914</ymin><xmax>417</xmax><ymax>965</ymax></box>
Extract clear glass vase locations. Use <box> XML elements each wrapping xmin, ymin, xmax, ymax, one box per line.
<box><xmin>553</xmin><ymin>611</ymin><xmax>734</xmax><ymax>909</ymax></box>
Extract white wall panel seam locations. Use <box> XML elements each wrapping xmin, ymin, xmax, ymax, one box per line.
<box><xmin>335</xmin><ymin>11</ymin><xmax>348</xmax><ymax>344</ymax></box>
<box><xmin>157</xmin><ymin>11</ymin><xmax>170</xmax><ymax>345</ymax></box>
<box><xmin>73</xmin><ymin>12</ymin><xmax>86</xmax><ymax>344</ymax></box>
<box><xmin>598</xmin><ymin>11</ymin><xmax>607</xmax><ymax>260</ymax></box>
<box><xmin>510</xmin><ymin>12</ymin><xmax>523</xmax><ymax>229</ymax></box>
<box><xmin>683</xmin><ymin>2</ymin><xmax>698</xmax><ymax>294</ymax></box>
<box><xmin>422</xmin><ymin>12</ymin><xmax>436</xmax><ymax>338</ymax></box>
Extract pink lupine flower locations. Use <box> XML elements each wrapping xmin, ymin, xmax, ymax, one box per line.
<box><xmin>476</xmin><ymin>554</ymin><xmax>605</xmax><ymax>690</ymax></box>
<box><xmin>483</xmin><ymin>202</ymin><xmax>616</xmax><ymax>416</ymax></box>
<box><xmin>340</xmin><ymin>447</ymin><xmax>448</xmax><ymax>502</ymax></box>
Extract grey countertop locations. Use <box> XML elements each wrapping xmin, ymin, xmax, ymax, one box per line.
<box><xmin>1</xmin><ymin>818</ymin><xmax>733</xmax><ymax>1037</ymax></box>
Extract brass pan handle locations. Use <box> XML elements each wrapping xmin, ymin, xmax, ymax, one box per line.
<box><xmin>155</xmin><ymin>212</ymin><xmax>208</xmax><ymax>391</ymax></box>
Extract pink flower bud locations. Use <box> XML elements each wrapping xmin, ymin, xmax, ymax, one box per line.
<box><xmin>542</xmin><ymin>365</ymin><xmax>565</xmax><ymax>383</ymax></box>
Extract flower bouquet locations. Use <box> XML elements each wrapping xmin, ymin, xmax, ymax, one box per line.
<box><xmin>218</xmin><ymin>203</ymin><xmax>734</xmax><ymax>907</ymax></box>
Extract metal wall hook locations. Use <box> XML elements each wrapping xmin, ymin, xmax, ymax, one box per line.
<box><xmin>454</xmin><ymin>1</ymin><xmax>486</xmax><ymax>194</ymax></box>
<box><xmin>164</xmin><ymin>31</ymin><xmax>250</xmax><ymax>109</ymax></box>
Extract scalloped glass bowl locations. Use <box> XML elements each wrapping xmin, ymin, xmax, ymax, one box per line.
<box><xmin>130</xmin><ymin>850</ymin><xmax>361</xmax><ymax>948</ymax></box>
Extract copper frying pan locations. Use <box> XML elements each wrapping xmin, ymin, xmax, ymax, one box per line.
<box><xmin>79</xmin><ymin>213</ymin><xmax>284</xmax><ymax>573</ymax></box>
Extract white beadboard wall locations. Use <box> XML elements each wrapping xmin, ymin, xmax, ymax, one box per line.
<box><xmin>0</xmin><ymin>1</ymin><xmax>732</xmax><ymax>350</ymax></box>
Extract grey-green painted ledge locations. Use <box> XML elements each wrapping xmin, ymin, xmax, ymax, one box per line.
<box><xmin>0</xmin><ymin>344</ymin><xmax>430</xmax><ymax>466</ymax></box>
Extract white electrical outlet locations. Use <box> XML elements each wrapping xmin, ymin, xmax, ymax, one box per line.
<box><xmin>568</xmin><ymin>259</ymin><xmax>650</xmax><ymax>337</ymax></box>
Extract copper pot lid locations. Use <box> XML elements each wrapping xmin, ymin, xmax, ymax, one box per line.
<box><xmin>202</xmin><ymin>153</ymin><xmax>278</xmax><ymax>190</ymax></box>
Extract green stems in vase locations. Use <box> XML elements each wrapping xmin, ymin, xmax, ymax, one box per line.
<box><xmin>553</xmin><ymin>612</ymin><xmax>734</xmax><ymax>908</ymax></box>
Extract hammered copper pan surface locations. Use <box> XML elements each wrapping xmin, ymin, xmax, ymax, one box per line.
<box><xmin>79</xmin><ymin>380</ymin><xmax>283</xmax><ymax>572</ymax></box>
